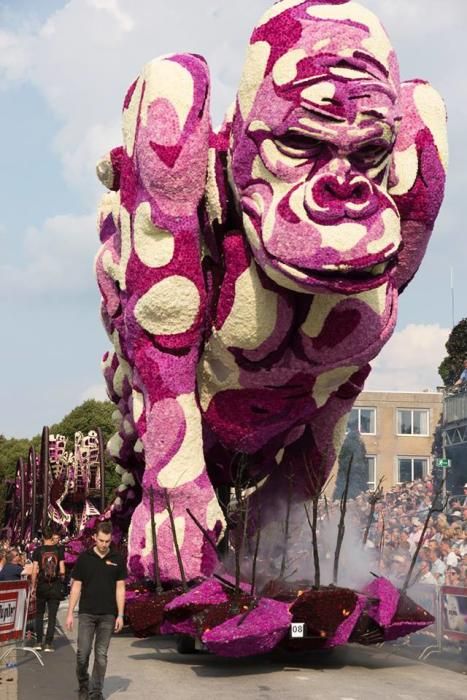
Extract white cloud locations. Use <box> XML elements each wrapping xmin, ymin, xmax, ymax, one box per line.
<box><xmin>0</xmin><ymin>211</ymin><xmax>98</xmax><ymax>298</ymax></box>
<box><xmin>88</xmin><ymin>0</ymin><xmax>135</xmax><ymax>32</ymax></box>
<box><xmin>56</xmin><ymin>119</ymin><xmax>121</xmax><ymax>200</ymax></box>
<box><xmin>367</xmin><ymin>324</ymin><xmax>450</xmax><ymax>392</ymax></box>
<box><xmin>0</xmin><ymin>29</ymin><xmax>30</xmax><ymax>81</ymax></box>
<box><xmin>0</xmin><ymin>0</ymin><xmax>273</xmax><ymax>203</ymax></box>
<box><xmin>80</xmin><ymin>383</ymin><xmax>108</xmax><ymax>402</ymax></box>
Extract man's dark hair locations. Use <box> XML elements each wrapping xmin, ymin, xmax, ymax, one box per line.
<box><xmin>5</xmin><ymin>550</ymin><xmax>18</xmax><ymax>563</ymax></box>
<box><xmin>42</xmin><ymin>526</ymin><xmax>54</xmax><ymax>540</ymax></box>
<box><xmin>96</xmin><ymin>521</ymin><xmax>113</xmax><ymax>536</ymax></box>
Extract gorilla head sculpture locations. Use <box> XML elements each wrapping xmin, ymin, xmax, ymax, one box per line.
<box><xmin>229</xmin><ymin>1</ymin><xmax>446</xmax><ymax>298</ymax></box>
<box><xmin>94</xmin><ymin>0</ymin><xmax>447</xmax><ymax>587</ymax></box>
<box><xmin>231</xmin><ymin>2</ymin><xmax>400</xmax><ymax>296</ymax></box>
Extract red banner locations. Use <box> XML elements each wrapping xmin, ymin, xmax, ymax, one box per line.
<box><xmin>440</xmin><ymin>585</ymin><xmax>467</xmax><ymax>642</ymax></box>
<box><xmin>0</xmin><ymin>580</ymin><xmax>29</xmax><ymax>643</ymax></box>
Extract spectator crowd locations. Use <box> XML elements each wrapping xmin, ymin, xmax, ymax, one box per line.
<box><xmin>350</xmin><ymin>477</ymin><xmax>467</xmax><ymax>588</ymax></box>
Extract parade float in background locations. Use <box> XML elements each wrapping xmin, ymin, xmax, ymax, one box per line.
<box><xmin>2</xmin><ymin>427</ymin><xmax>106</xmax><ymax>550</ymax></box>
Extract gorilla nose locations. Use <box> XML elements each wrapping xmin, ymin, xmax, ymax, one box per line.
<box><xmin>306</xmin><ymin>174</ymin><xmax>377</xmax><ymax>223</ymax></box>
<box><xmin>314</xmin><ymin>175</ymin><xmax>371</xmax><ymax>204</ymax></box>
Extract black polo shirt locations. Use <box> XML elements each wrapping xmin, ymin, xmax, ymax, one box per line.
<box><xmin>71</xmin><ymin>547</ymin><xmax>127</xmax><ymax>615</ymax></box>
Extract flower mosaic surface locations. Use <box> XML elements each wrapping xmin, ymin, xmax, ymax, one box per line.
<box><xmin>95</xmin><ymin>0</ymin><xmax>447</xmax><ymax>594</ymax></box>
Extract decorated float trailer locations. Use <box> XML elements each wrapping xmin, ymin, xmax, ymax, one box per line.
<box><xmin>91</xmin><ymin>0</ymin><xmax>447</xmax><ymax>657</ymax></box>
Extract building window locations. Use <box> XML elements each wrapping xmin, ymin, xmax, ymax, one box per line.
<box><xmin>396</xmin><ymin>409</ymin><xmax>429</xmax><ymax>436</ymax></box>
<box><xmin>366</xmin><ymin>455</ymin><xmax>376</xmax><ymax>490</ymax></box>
<box><xmin>348</xmin><ymin>407</ymin><xmax>376</xmax><ymax>434</ymax></box>
<box><xmin>397</xmin><ymin>457</ymin><xmax>428</xmax><ymax>483</ymax></box>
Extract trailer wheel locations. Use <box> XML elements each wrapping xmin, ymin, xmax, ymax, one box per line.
<box><xmin>176</xmin><ymin>635</ymin><xmax>197</xmax><ymax>654</ymax></box>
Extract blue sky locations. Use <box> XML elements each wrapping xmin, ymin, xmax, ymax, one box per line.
<box><xmin>0</xmin><ymin>0</ymin><xmax>465</xmax><ymax>437</ymax></box>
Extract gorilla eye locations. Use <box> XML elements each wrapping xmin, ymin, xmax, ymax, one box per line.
<box><xmin>276</xmin><ymin>132</ymin><xmax>322</xmax><ymax>158</ymax></box>
<box><xmin>352</xmin><ymin>142</ymin><xmax>391</xmax><ymax>168</ymax></box>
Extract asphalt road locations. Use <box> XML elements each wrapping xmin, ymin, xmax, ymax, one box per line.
<box><xmin>10</xmin><ymin>608</ymin><xmax>467</xmax><ymax>700</ymax></box>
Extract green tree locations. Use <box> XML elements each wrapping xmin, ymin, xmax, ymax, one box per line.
<box><xmin>438</xmin><ymin>317</ymin><xmax>467</xmax><ymax>386</ymax></box>
<box><xmin>50</xmin><ymin>399</ymin><xmax>114</xmax><ymax>442</ymax></box>
<box><xmin>333</xmin><ymin>428</ymin><xmax>369</xmax><ymax>500</ymax></box>
<box><xmin>0</xmin><ymin>435</ymin><xmax>38</xmax><ymax>526</ymax></box>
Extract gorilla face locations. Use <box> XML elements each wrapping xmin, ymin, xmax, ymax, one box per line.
<box><xmin>230</xmin><ymin>4</ymin><xmax>403</xmax><ymax>295</ymax></box>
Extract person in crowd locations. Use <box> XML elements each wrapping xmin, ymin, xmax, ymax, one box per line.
<box><xmin>0</xmin><ymin>549</ymin><xmax>23</xmax><ymax>581</ymax></box>
<box><xmin>66</xmin><ymin>521</ymin><xmax>126</xmax><ymax>700</ymax></box>
<box><xmin>461</xmin><ymin>553</ymin><xmax>467</xmax><ymax>582</ymax></box>
<box><xmin>388</xmin><ymin>527</ymin><xmax>401</xmax><ymax>550</ymax></box>
<box><xmin>21</xmin><ymin>553</ymin><xmax>34</xmax><ymax>579</ymax></box>
<box><xmin>51</xmin><ymin>531</ymin><xmax>66</xmax><ymax>562</ymax></box>
<box><xmin>389</xmin><ymin>553</ymin><xmax>411</xmax><ymax>586</ymax></box>
<box><xmin>408</xmin><ymin>518</ymin><xmax>424</xmax><ymax>552</ymax></box>
<box><xmin>454</xmin><ymin>358</ymin><xmax>467</xmax><ymax>387</ymax></box>
<box><xmin>440</xmin><ymin>538</ymin><xmax>460</xmax><ymax>567</ymax></box>
<box><xmin>31</xmin><ymin>526</ymin><xmax>66</xmax><ymax>652</ymax></box>
<box><xmin>445</xmin><ymin>567</ymin><xmax>462</xmax><ymax>586</ymax></box>
<box><xmin>461</xmin><ymin>527</ymin><xmax>467</xmax><ymax>557</ymax></box>
<box><xmin>417</xmin><ymin>560</ymin><xmax>437</xmax><ymax>585</ymax></box>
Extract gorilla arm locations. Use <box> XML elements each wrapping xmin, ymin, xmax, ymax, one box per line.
<box><xmin>96</xmin><ymin>55</ymin><xmax>225</xmax><ymax>582</ymax></box>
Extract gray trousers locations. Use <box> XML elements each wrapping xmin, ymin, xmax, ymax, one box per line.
<box><xmin>76</xmin><ymin>613</ymin><xmax>114</xmax><ymax>696</ymax></box>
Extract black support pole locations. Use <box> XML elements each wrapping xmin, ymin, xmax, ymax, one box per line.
<box><xmin>19</xmin><ymin>458</ymin><xmax>26</xmax><ymax>541</ymax></box>
<box><xmin>40</xmin><ymin>426</ymin><xmax>49</xmax><ymax>529</ymax></box>
<box><xmin>29</xmin><ymin>446</ymin><xmax>37</xmax><ymax>539</ymax></box>
<box><xmin>97</xmin><ymin>427</ymin><xmax>106</xmax><ymax>513</ymax></box>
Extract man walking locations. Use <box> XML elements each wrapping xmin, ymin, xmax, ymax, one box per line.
<box><xmin>31</xmin><ymin>527</ymin><xmax>66</xmax><ymax>651</ymax></box>
<box><xmin>66</xmin><ymin>521</ymin><xmax>126</xmax><ymax>700</ymax></box>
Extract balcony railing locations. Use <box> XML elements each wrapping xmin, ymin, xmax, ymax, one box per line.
<box><xmin>443</xmin><ymin>390</ymin><xmax>467</xmax><ymax>424</ymax></box>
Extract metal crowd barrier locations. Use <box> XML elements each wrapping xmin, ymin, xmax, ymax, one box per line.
<box><xmin>404</xmin><ymin>584</ymin><xmax>467</xmax><ymax>660</ymax></box>
<box><xmin>0</xmin><ymin>580</ymin><xmax>43</xmax><ymax>667</ymax></box>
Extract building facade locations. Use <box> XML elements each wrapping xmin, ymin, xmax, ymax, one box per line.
<box><xmin>347</xmin><ymin>390</ymin><xmax>443</xmax><ymax>491</ymax></box>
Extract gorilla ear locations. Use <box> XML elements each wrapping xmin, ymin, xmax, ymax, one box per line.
<box><xmin>389</xmin><ymin>80</ymin><xmax>448</xmax><ymax>292</ymax></box>
<box><xmin>96</xmin><ymin>147</ymin><xmax>124</xmax><ymax>191</ymax></box>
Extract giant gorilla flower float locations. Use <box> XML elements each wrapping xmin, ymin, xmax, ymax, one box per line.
<box><xmin>93</xmin><ymin>0</ymin><xmax>447</xmax><ymax>655</ymax></box>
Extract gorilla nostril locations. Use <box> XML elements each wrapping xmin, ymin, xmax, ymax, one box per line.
<box><xmin>353</xmin><ymin>185</ymin><xmax>363</xmax><ymax>199</ymax></box>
